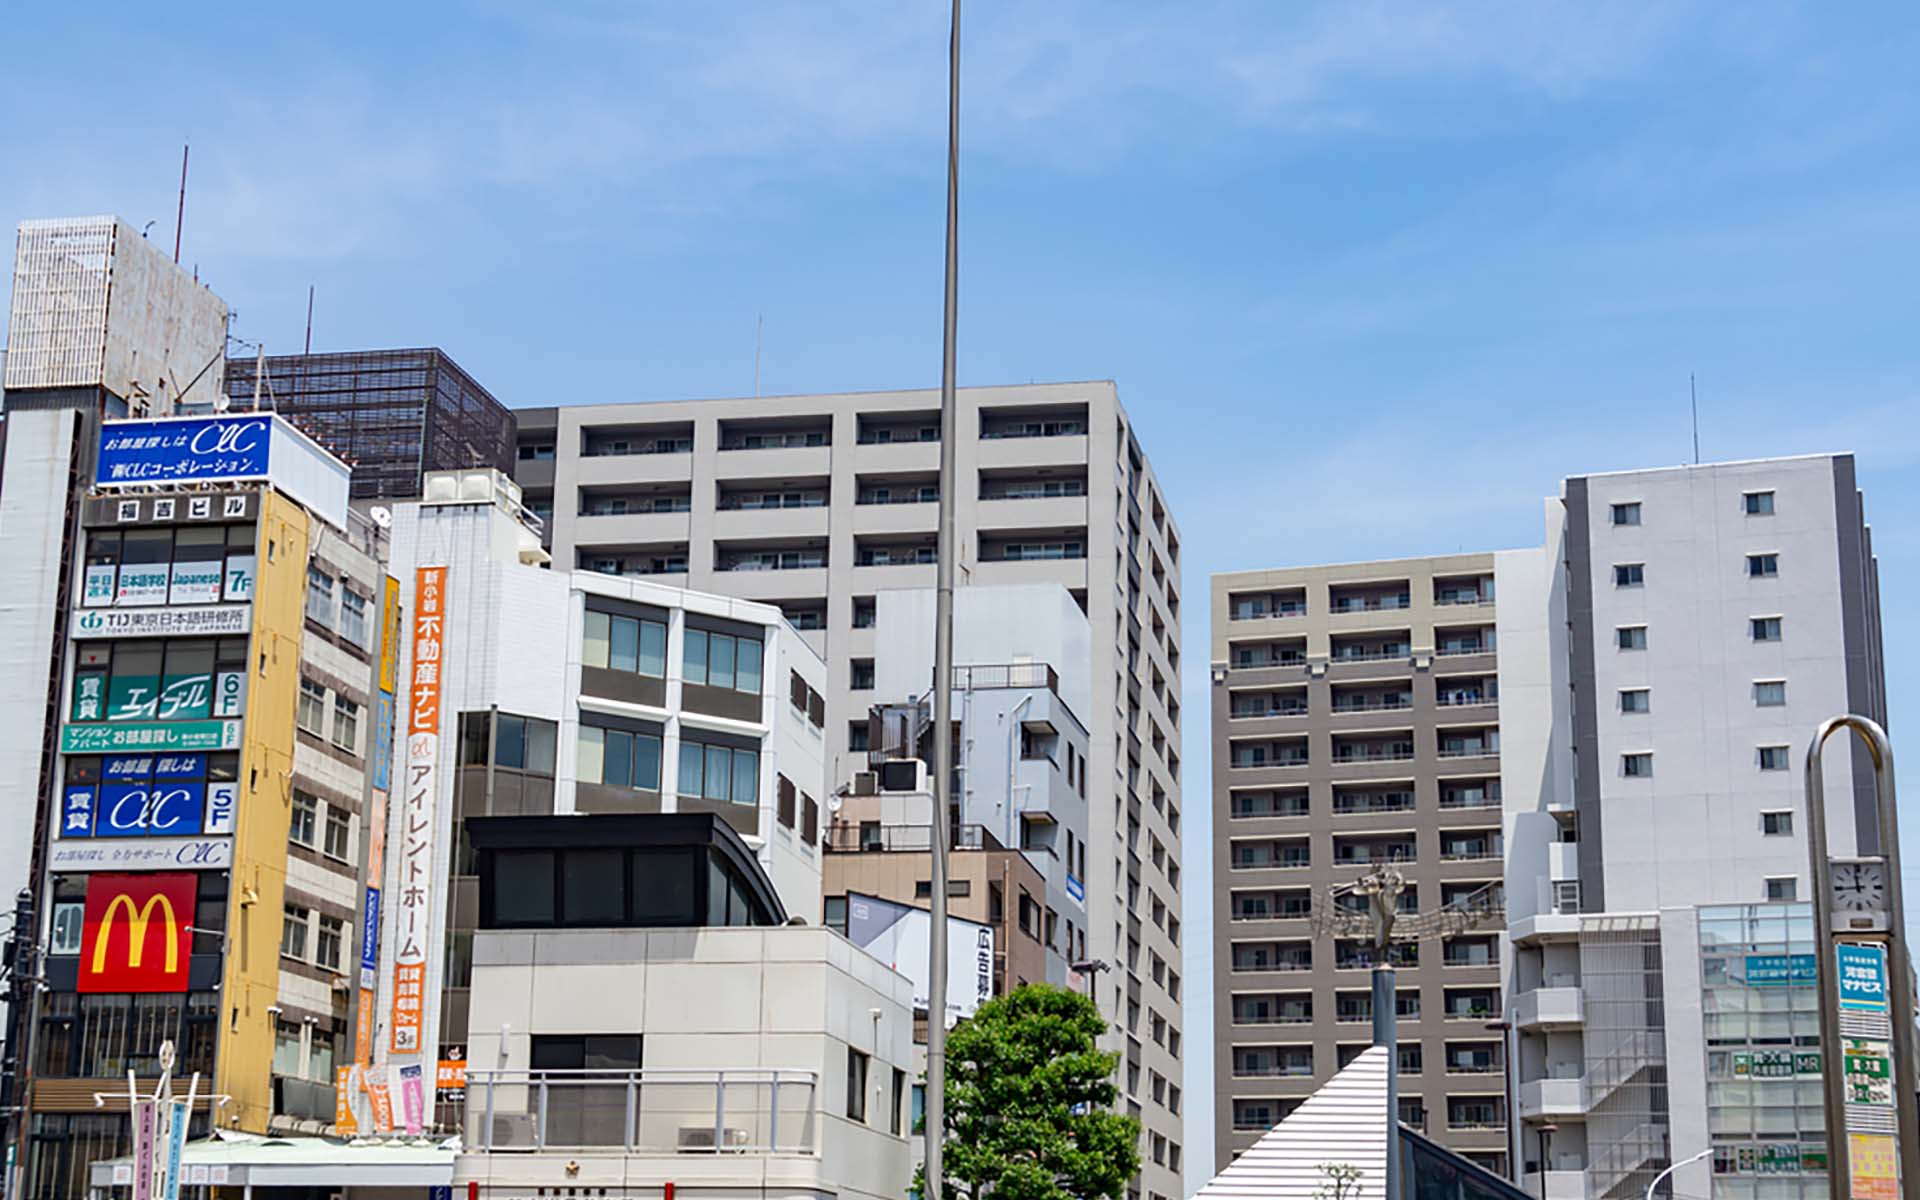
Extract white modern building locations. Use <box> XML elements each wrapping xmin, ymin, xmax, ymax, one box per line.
<box><xmin>453</xmin><ymin>811</ymin><xmax>915</xmax><ymax>1200</ymax></box>
<box><xmin>375</xmin><ymin>467</ymin><xmax>833</xmax><ymax>1130</ymax></box>
<box><xmin>1502</xmin><ymin>454</ymin><xmax>1887</xmax><ymax>1200</ymax></box>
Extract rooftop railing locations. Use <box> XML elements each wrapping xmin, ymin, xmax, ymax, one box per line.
<box><xmin>464</xmin><ymin>1068</ymin><xmax>819</xmax><ymax>1155</ymax></box>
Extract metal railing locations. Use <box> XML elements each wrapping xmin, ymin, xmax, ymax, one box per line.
<box><xmin>824</xmin><ymin>823</ymin><xmax>1002</xmax><ymax>853</ymax></box>
<box><xmin>1330</xmin><ymin>647</ymin><xmax>1411</xmax><ymax>663</ymax></box>
<box><xmin>949</xmin><ymin>662</ymin><xmax>1059</xmax><ymax>693</ymax></box>
<box><xmin>464</xmin><ymin>1068</ymin><xmax>819</xmax><ymax>1154</ymax></box>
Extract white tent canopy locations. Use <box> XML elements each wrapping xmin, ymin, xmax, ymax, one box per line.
<box><xmin>86</xmin><ymin>1129</ymin><xmax>455</xmax><ymax>1196</ymax></box>
<box><xmin>1195</xmin><ymin>1045</ymin><xmax>1391</xmax><ymax>1200</ymax></box>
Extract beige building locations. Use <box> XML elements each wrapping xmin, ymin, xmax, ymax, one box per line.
<box><xmin>1211</xmin><ymin>554</ymin><xmax>1512</xmax><ymax>1175</ymax></box>
<box><xmin>514</xmin><ymin>382</ymin><xmax>1186</xmax><ymax>1200</ymax></box>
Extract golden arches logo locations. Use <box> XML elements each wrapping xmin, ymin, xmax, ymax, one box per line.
<box><xmin>91</xmin><ymin>891</ymin><xmax>180</xmax><ymax>975</ymax></box>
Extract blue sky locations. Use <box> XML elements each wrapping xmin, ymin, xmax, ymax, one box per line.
<box><xmin>5</xmin><ymin>3</ymin><xmax>1920</xmax><ymax>1189</ymax></box>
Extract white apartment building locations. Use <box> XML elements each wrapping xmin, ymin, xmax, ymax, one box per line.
<box><xmin>1503</xmin><ymin>454</ymin><xmax>1886</xmax><ymax>1200</ymax></box>
<box><xmin>513</xmin><ymin>383</ymin><xmax>1186</xmax><ymax>1199</ymax></box>
<box><xmin>376</xmin><ymin>468</ymin><xmax>832</xmax><ymax>1130</ymax></box>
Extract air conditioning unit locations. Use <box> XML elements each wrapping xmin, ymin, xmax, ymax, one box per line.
<box><xmin>677</xmin><ymin>1125</ymin><xmax>751</xmax><ymax>1152</ymax></box>
<box><xmin>878</xmin><ymin>758</ymin><xmax>927</xmax><ymax>794</ymax></box>
<box><xmin>852</xmin><ymin>771</ymin><xmax>879</xmax><ymax>797</ymax></box>
<box><xmin>490</xmin><ymin>1114</ymin><xmax>537</xmax><ymax>1147</ymax></box>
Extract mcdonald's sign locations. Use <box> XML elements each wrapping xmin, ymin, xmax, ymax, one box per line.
<box><xmin>79</xmin><ymin>873</ymin><xmax>196</xmax><ymax>993</ymax></box>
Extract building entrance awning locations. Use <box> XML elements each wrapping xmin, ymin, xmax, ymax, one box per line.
<box><xmin>86</xmin><ymin>1129</ymin><xmax>456</xmax><ymax>1194</ymax></box>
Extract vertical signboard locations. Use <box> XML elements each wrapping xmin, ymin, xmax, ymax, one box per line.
<box><xmin>1837</xmin><ymin>941</ymin><xmax>1901</xmax><ymax>1200</ymax></box>
<box><xmin>389</xmin><ymin>566</ymin><xmax>445</xmax><ymax>1057</ymax></box>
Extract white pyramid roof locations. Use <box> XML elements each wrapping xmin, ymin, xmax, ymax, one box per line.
<box><xmin>1194</xmin><ymin>1045</ymin><xmax>1390</xmax><ymax>1200</ymax></box>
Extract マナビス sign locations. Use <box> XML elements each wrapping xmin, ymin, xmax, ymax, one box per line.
<box><xmin>1837</xmin><ymin>942</ymin><xmax>1891</xmax><ymax>1012</ymax></box>
<box><xmin>1745</xmin><ymin>953</ymin><xmax>1818</xmax><ymax>986</ymax></box>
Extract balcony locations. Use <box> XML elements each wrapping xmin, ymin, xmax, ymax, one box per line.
<box><xmin>1328</xmin><ymin>642</ymin><xmax>1411</xmax><ymax>664</ymax></box>
<box><xmin>1517</xmin><ymin>1077</ymin><xmax>1587</xmax><ymax>1120</ymax></box>
<box><xmin>1333</xmin><ymin>842</ymin><xmax>1417</xmax><ymax>867</ymax></box>
<box><xmin>1332</xmin><ymin>740</ymin><xmax>1416</xmax><ymax>765</ymax></box>
<box><xmin>1229</xmin><ymin>590</ymin><xmax>1307</xmax><ymax>621</ymax></box>
<box><xmin>1512</xmin><ymin>986</ymin><xmax>1585</xmax><ymax>1032</ymax></box>
<box><xmin>464</xmin><ymin>1068</ymin><xmax>818</xmax><ymax>1153</ymax></box>
<box><xmin>1439</xmin><ymin>835</ymin><xmax>1503</xmax><ymax>862</ymax></box>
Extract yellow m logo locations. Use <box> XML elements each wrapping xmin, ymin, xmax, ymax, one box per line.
<box><xmin>92</xmin><ymin>892</ymin><xmax>180</xmax><ymax>975</ymax></box>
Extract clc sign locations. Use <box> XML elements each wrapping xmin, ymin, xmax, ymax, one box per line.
<box><xmin>96</xmin><ymin>416</ymin><xmax>272</xmax><ymax>485</ymax></box>
<box><xmin>79</xmin><ymin>873</ymin><xmax>197</xmax><ymax>993</ymax></box>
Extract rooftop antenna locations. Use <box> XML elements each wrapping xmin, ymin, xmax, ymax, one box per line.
<box><xmin>1690</xmin><ymin>372</ymin><xmax>1700</xmax><ymax>464</ymax></box>
<box><xmin>754</xmin><ymin>312</ymin><xmax>763</xmax><ymax>396</ymax></box>
<box><xmin>173</xmin><ymin>143</ymin><xmax>189</xmax><ymax>264</ymax></box>
<box><xmin>252</xmin><ymin>344</ymin><xmax>265</xmax><ymax>412</ymax></box>
<box><xmin>304</xmin><ymin>286</ymin><xmax>315</xmax><ymax>355</ymax></box>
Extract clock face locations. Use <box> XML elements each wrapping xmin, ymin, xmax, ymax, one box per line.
<box><xmin>1832</xmin><ymin>862</ymin><xmax>1887</xmax><ymax>913</ymax></box>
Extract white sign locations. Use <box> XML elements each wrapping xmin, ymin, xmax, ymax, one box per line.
<box><xmin>204</xmin><ymin>783</ymin><xmax>238</xmax><ymax>836</ymax></box>
<box><xmin>213</xmin><ymin>670</ymin><xmax>247</xmax><ymax>718</ymax></box>
<box><xmin>84</xmin><ymin>564</ymin><xmax>117</xmax><ymax>607</ymax></box>
<box><xmin>116</xmin><ymin>565</ymin><xmax>170</xmax><ymax>606</ymax></box>
<box><xmin>845</xmin><ymin>890</ymin><xmax>995</xmax><ymax>1023</ymax></box>
<box><xmin>72</xmin><ymin>605</ymin><xmax>251</xmax><ymax>639</ymax></box>
<box><xmin>46</xmin><ymin>837</ymin><xmax>233</xmax><ymax>872</ymax></box>
<box><xmin>224</xmin><ymin>555</ymin><xmax>256</xmax><ymax>602</ymax></box>
<box><xmin>168</xmin><ymin>560</ymin><xmax>223</xmax><ymax>605</ymax></box>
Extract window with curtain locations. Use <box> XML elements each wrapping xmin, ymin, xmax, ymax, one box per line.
<box><xmin>583</xmin><ymin>610</ymin><xmax>668</xmax><ymax>677</ymax></box>
<box><xmin>578</xmin><ymin>725</ymin><xmax>663</xmax><ymax>791</ymax></box>
<box><xmin>683</xmin><ymin>628</ymin><xmax>764</xmax><ymax>695</ymax></box>
<box><xmin>677</xmin><ymin>738</ymin><xmax>758</xmax><ymax>805</ymax></box>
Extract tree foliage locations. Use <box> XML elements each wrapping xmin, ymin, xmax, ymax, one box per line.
<box><xmin>917</xmin><ymin>983</ymin><xmax>1141</xmax><ymax>1200</ymax></box>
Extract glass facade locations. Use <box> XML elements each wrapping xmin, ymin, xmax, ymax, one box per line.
<box><xmin>1699</xmin><ymin>903</ymin><xmax>1828</xmax><ymax>1200</ymax></box>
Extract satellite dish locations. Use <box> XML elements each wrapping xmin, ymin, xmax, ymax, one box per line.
<box><xmin>368</xmin><ymin>506</ymin><xmax>393</xmax><ymax>529</ymax></box>
<box><xmin>827</xmin><ymin>793</ymin><xmax>844</xmax><ymax>813</ymax></box>
<box><xmin>213</xmin><ymin>393</ymin><xmax>231</xmax><ymax>412</ymax></box>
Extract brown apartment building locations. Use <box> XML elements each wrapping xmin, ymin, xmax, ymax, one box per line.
<box><xmin>1211</xmin><ymin>554</ymin><xmax>1511</xmax><ymax>1176</ymax></box>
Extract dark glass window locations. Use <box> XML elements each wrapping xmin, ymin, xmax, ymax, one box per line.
<box><xmin>492</xmin><ymin>851</ymin><xmax>556</xmax><ymax>924</ymax></box>
<box><xmin>563</xmin><ymin>849</ymin><xmax>627</xmax><ymax>925</ymax></box>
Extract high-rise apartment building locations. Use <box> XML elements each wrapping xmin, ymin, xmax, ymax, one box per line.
<box><xmin>1503</xmin><ymin>454</ymin><xmax>1888</xmax><ymax>1200</ymax></box>
<box><xmin>223</xmin><ymin>349</ymin><xmax>517</xmax><ymax>500</ymax></box>
<box><xmin>513</xmin><ymin>383</ymin><xmax>1186</xmax><ymax>1200</ymax></box>
<box><xmin>1210</xmin><ymin>554</ymin><xmax>1520</xmax><ymax>1175</ymax></box>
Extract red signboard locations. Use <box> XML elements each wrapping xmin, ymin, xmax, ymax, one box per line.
<box><xmin>80</xmin><ymin>873</ymin><xmax>196</xmax><ymax>993</ymax></box>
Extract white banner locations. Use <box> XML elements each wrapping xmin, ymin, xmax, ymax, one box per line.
<box><xmin>168</xmin><ymin>560</ymin><xmax>223</xmax><ymax>605</ymax></box>
<box><xmin>845</xmin><ymin>891</ymin><xmax>995</xmax><ymax>1023</ymax></box>
<box><xmin>72</xmin><ymin>605</ymin><xmax>252</xmax><ymax>639</ymax></box>
<box><xmin>47</xmin><ymin>837</ymin><xmax>233</xmax><ymax>872</ymax></box>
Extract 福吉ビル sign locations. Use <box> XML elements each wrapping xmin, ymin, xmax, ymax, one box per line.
<box><xmin>78</xmin><ymin>873</ymin><xmax>196</xmax><ymax>993</ymax></box>
<box><xmin>96</xmin><ymin>415</ymin><xmax>271</xmax><ymax>485</ymax></box>
<box><xmin>390</xmin><ymin>565</ymin><xmax>448</xmax><ymax>1056</ymax></box>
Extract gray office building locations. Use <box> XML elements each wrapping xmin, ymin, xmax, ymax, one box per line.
<box><xmin>513</xmin><ymin>381</ymin><xmax>1187</xmax><ymax>1200</ymax></box>
<box><xmin>1211</xmin><ymin>553</ymin><xmax>1518</xmax><ymax>1175</ymax></box>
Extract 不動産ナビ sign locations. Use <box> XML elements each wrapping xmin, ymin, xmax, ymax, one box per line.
<box><xmin>390</xmin><ymin>566</ymin><xmax>447</xmax><ymax>1056</ymax></box>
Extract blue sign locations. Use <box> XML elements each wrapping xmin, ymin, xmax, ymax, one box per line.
<box><xmin>361</xmin><ymin>887</ymin><xmax>382</xmax><ymax>972</ymax></box>
<box><xmin>1837</xmin><ymin>942</ymin><xmax>1890</xmax><ymax>1012</ymax></box>
<box><xmin>102</xmin><ymin>755</ymin><xmax>154</xmax><ymax>781</ymax></box>
<box><xmin>371</xmin><ymin>691</ymin><xmax>395</xmax><ymax>792</ymax></box>
<box><xmin>1066</xmin><ymin>873</ymin><xmax>1086</xmax><ymax>904</ymax></box>
<box><xmin>92</xmin><ymin>783</ymin><xmax>205</xmax><ymax>838</ymax></box>
<box><xmin>61</xmin><ymin>786</ymin><xmax>95</xmax><ymax>837</ymax></box>
<box><xmin>1746</xmin><ymin>953</ymin><xmax>1818</xmax><ymax>987</ymax></box>
<box><xmin>96</xmin><ymin>415</ymin><xmax>271</xmax><ymax>485</ymax></box>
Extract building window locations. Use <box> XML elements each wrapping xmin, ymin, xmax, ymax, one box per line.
<box><xmin>846</xmin><ymin>1049</ymin><xmax>869</xmax><ymax>1123</ymax></box>
<box><xmin>1754</xmin><ymin>680</ymin><xmax>1787</xmax><ymax>707</ymax></box>
<box><xmin>1619</xmin><ymin>688</ymin><xmax>1650</xmax><ymax>714</ymax></box>
<box><xmin>280</xmin><ymin>906</ymin><xmax>309</xmax><ymax>960</ymax></box>
<box><xmin>890</xmin><ymin>1068</ymin><xmax>907</xmax><ymax>1135</ymax></box>
<box><xmin>848</xmin><ymin>721</ymin><xmax>870</xmax><ymax>752</ymax></box>
<box><xmin>1617</xmin><ymin>625</ymin><xmax>1648</xmax><ymax>650</ymax></box>
<box><xmin>316</xmin><ymin>915</ymin><xmax>345</xmax><ymax>971</ymax></box>
<box><xmin>290</xmin><ymin>792</ymin><xmax>318</xmax><ymax>848</ymax></box>
<box><xmin>323</xmin><ymin>808</ymin><xmax>351</xmax><ymax>861</ymax></box>
<box><xmin>684</xmin><ymin>628</ymin><xmax>764</xmax><ymax>694</ymax></box>
<box><xmin>583</xmin><ymin>610</ymin><xmax>668</xmax><ymax>677</ymax></box>
<box><xmin>1613</xmin><ymin>563</ymin><xmax>1644</xmax><ymax>587</ymax></box>
<box><xmin>1747</xmin><ymin>553</ymin><xmax>1779</xmax><ymax>578</ymax></box>
<box><xmin>304</xmin><ymin>566</ymin><xmax>335</xmax><ymax>627</ymax></box>
<box><xmin>338</xmin><ymin>589</ymin><xmax>370</xmax><ymax>648</ymax></box>
<box><xmin>1765</xmin><ymin>877</ymin><xmax>1798</xmax><ymax>902</ymax></box>
<box><xmin>853</xmin><ymin>597</ymin><xmax>876</xmax><ymax>628</ymax></box>
<box><xmin>577</xmin><ymin>725</ymin><xmax>663</xmax><ymax>792</ymax></box>
<box><xmin>1610</xmin><ymin>502</ymin><xmax>1642</xmax><ymax>526</ymax></box>
<box><xmin>296</xmin><ymin>679</ymin><xmax>327</xmax><ymax>736</ymax></box>
<box><xmin>1762</xmin><ymin>811</ymin><xmax>1793</xmax><ymax>836</ymax></box>
<box><xmin>1751</xmin><ymin>616</ymin><xmax>1783</xmax><ymax>642</ymax></box>
<box><xmin>1758</xmin><ymin>745</ymin><xmax>1790</xmax><ymax>771</ymax></box>
<box><xmin>850</xmin><ymin>659</ymin><xmax>875</xmax><ymax>690</ymax></box>
<box><xmin>332</xmin><ymin>696</ymin><xmax>360</xmax><ymax>753</ymax></box>
<box><xmin>1622</xmin><ymin>752</ymin><xmax>1653</xmax><ymax>778</ymax></box>
<box><xmin>1744</xmin><ymin>490</ymin><xmax>1775</xmax><ymax>515</ymax></box>
<box><xmin>677</xmin><ymin>738</ymin><xmax>759</xmax><ymax>805</ymax></box>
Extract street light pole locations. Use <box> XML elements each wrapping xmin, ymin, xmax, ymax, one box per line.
<box><xmin>926</xmin><ymin>4</ymin><xmax>962</xmax><ymax>1200</ymax></box>
<box><xmin>1643</xmin><ymin>1146</ymin><xmax>1712</xmax><ymax>1200</ymax></box>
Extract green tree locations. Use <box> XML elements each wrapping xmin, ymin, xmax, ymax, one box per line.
<box><xmin>917</xmin><ymin>983</ymin><xmax>1141</xmax><ymax>1200</ymax></box>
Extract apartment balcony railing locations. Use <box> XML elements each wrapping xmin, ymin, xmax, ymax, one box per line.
<box><xmin>1439</xmin><ymin>793</ymin><xmax>1500</xmax><ymax>809</ymax></box>
<box><xmin>1334</xmin><ymin>849</ymin><xmax>1417</xmax><ymax>866</ymax></box>
<box><xmin>1435</xmin><ymin>643</ymin><xmax>1493</xmax><ymax>657</ymax></box>
<box><xmin>1231</xmin><ymin>605</ymin><xmax>1307</xmax><ymax>621</ymax></box>
<box><xmin>1235</xmin><ymin>654</ymin><xmax>1307</xmax><ymax>668</ymax></box>
<box><xmin>1441</xmin><ymin>845</ymin><xmax>1503</xmax><ymax>862</ymax></box>
<box><xmin>1436</xmin><ymin>692</ymin><xmax>1494</xmax><ymax>707</ymax></box>
<box><xmin>1332</xmin><ymin>697</ymin><xmax>1413</xmax><ymax>713</ymax></box>
<box><xmin>1232</xmin><ymin>754</ymin><xmax>1310</xmax><ymax>769</ymax></box>
<box><xmin>950</xmin><ymin>662</ymin><xmax>1059</xmax><ymax>694</ymax></box>
<box><xmin>1233</xmin><ymin>957</ymin><xmax>1314</xmax><ymax>973</ymax></box>
<box><xmin>716</xmin><ymin>557</ymin><xmax>828</xmax><ymax>573</ymax></box>
<box><xmin>1232</xmin><ymin>1011</ymin><xmax>1315</xmax><ymax>1026</ymax></box>
<box><xmin>1333</xmin><ymin>747</ymin><xmax>1415</xmax><ymax>763</ymax></box>
<box><xmin>1438</xmin><ymin>745</ymin><xmax>1498</xmax><ymax>759</ymax></box>
<box><xmin>824</xmin><ymin>823</ymin><xmax>1002</xmax><ymax>854</ymax></box>
<box><xmin>1234</xmin><ymin>854</ymin><xmax>1312</xmax><ymax>870</ymax></box>
<box><xmin>1331</xmin><ymin>597</ymin><xmax>1411</xmax><ymax>613</ymax></box>
<box><xmin>1330</xmin><ymin>647</ymin><xmax>1411</xmax><ymax>663</ymax></box>
<box><xmin>464</xmin><ymin>1068</ymin><xmax>819</xmax><ymax>1154</ymax></box>
<box><xmin>1232</xmin><ymin>1064</ymin><xmax>1316</xmax><ymax>1079</ymax></box>
<box><xmin>1333</xmin><ymin>797</ymin><xmax>1416</xmax><ymax>815</ymax></box>
<box><xmin>1435</xmin><ymin>594</ymin><xmax>1495</xmax><ymax>607</ymax></box>
<box><xmin>1234</xmin><ymin>704</ymin><xmax>1309</xmax><ymax>719</ymax></box>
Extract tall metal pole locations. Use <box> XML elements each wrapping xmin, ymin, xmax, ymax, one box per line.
<box><xmin>925</xmin><ymin>3</ymin><xmax>961</xmax><ymax>1198</ymax></box>
<box><xmin>1806</xmin><ymin>715</ymin><xmax>1917</xmax><ymax>1200</ymax></box>
<box><xmin>1372</xmin><ymin>963</ymin><xmax>1400</xmax><ymax>1200</ymax></box>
